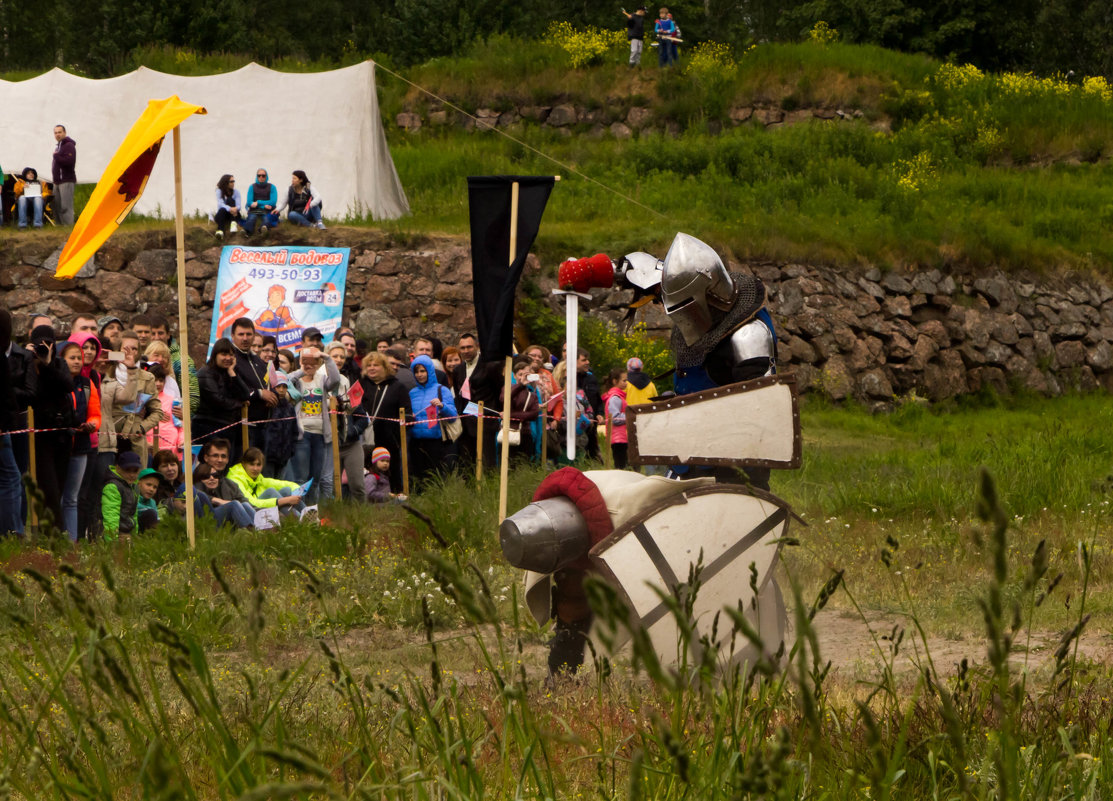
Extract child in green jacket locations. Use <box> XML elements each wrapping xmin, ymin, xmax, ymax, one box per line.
<box><xmin>101</xmin><ymin>452</ymin><xmax>141</xmax><ymax>541</ymax></box>
<box><xmin>136</xmin><ymin>468</ymin><xmax>164</xmax><ymax>532</ymax></box>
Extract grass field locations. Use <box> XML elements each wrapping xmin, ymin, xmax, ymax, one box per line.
<box><xmin>2</xmin><ymin>394</ymin><xmax>1111</xmax><ymax>798</ymax></box>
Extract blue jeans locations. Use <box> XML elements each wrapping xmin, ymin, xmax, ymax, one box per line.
<box><xmin>288</xmin><ymin>206</ymin><xmax>321</xmax><ymax>227</ymax></box>
<box><xmin>62</xmin><ymin>453</ymin><xmax>88</xmax><ymax>542</ymax></box>
<box><xmin>290</xmin><ymin>433</ymin><xmax>325</xmax><ymax>504</ymax></box>
<box><xmin>0</xmin><ymin>435</ymin><xmax>23</xmax><ymax>536</ymax></box>
<box><xmin>17</xmin><ymin>196</ymin><xmax>43</xmax><ymax>228</ymax></box>
<box><xmin>260</xmin><ymin>487</ymin><xmax>306</xmax><ymax>515</ymax></box>
<box><xmin>207</xmin><ymin>498</ymin><xmax>255</xmax><ymax>529</ymax></box>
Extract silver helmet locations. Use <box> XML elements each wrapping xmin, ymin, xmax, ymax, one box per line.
<box><xmin>661</xmin><ymin>233</ymin><xmax>735</xmax><ymax>346</ymax></box>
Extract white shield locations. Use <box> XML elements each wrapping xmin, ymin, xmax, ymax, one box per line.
<box><xmin>627</xmin><ymin>374</ymin><xmax>801</xmax><ymax>470</ymax></box>
<box><xmin>588</xmin><ymin>484</ymin><xmax>793</xmax><ymax>673</ymax></box>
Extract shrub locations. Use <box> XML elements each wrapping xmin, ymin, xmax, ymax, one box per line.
<box><xmin>544</xmin><ymin>21</ymin><xmax>625</xmax><ymax>68</ymax></box>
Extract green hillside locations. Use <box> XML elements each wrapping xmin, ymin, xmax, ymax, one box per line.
<box><xmin>378</xmin><ymin>34</ymin><xmax>1113</xmax><ymax>274</ymax></box>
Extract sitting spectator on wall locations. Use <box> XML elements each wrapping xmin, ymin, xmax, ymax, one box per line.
<box><xmin>213</xmin><ymin>174</ymin><xmax>244</xmax><ymax>239</ymax></box>
<box><xmin>15</xmin><ymin>167</ymin><xmax>45</xmax><ymax>230</ymax></box>
<box><xmin>274</xmin><ymin>170</ymin><xmax>325</xmax><ymax>229</ymax></box>
<box><xmin>243</xmin><ymin>168</ymin><xmax>277</xmax><ymax>236</ymax></box>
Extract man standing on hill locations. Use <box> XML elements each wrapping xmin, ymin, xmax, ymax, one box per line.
<box><xmin>621</xmin><ymin>6</ymin><xmax>647</xmax><ymax>67</ymax></box>
<box><xmin>52</xmin><ymin>124</ymin><xmax>77</xmax><ymax>225</ymax></box>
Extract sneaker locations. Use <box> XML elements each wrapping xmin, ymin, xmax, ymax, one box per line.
<box><xmin>259</xmin><ymin>225</ymin><xmax>268</xmax><ymax>237</ymax></box>
<box><xmin>215</xmin><ymin>229</ymin><xmax>224</xmax><ymax>239</ymax></box>
<box><xmin>230</xmin><ymin>222</ymin><xmax>238</xmax><ymax>233</ymax></box>
<box><xmin>316</xmin><ymin>221</ymin><xmax>326</xmax><ymax>230</ymax></box>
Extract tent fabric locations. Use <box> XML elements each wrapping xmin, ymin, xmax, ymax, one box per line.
<box><xmin>0</xmin><ymin>61</ymin><xmax>409</xmax><ymax>221</ymax></box>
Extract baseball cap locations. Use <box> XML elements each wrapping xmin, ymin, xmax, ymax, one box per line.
<box><xmin>117</xmin><ymin>452</ymin><xmax>142</xmax><ymax>469</ymax></box>
<box><xmin>138</xmin><ymin>468</ymin><xmax>161</xmax><ymax>481</ymax></box>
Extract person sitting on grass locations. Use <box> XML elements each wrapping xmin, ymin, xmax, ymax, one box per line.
<box><xmin>101</xmin><ymin>451</ymin><xmax>141</xmax><ymax>542</ymax></box>
<box><xmin>227</xmin><ymin>447</ymin><xmax>306</xmax><ymax>515</ymax></box>
<box><xmin>192</xmin><ymin>463</ymin><xmax>257</xmax><ymax>530</ymax></box>
<box><xmin>136</xmin><ymin>468</ymin><xmax>163</xmax><ymax>532</ymax></box>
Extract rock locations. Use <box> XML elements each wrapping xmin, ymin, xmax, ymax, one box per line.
<box><xmin>753</xmin><ymin>108</ymin><xmax>785</xmax><ymax>125</ymax></box>
<box><xmin>857</xmin><ymin>368</ymin><xmax>894</xmax><ymax>400</ymax></box>
<box><xmin>362</xmin><ymin>275</ymin><xmax>402</xmax><ymax>304</ymax></box>
<box><xmin>547</xmin><ymin>104</ymin><xmax>577</xmax><ymax>127</ymax></box>
<box><xmin>983</xmin><ymin>339</ymin><xmax>1013</xmax><ymax>366</ymax></box>
<box><xmin>96</xmin><ymin>245</ymin><xmax>127</xmax><ymax>272</ymax></box>
<box><xmin>129</xmin><ymin>249</ymin><xmax>177</xmax><ymax>281</ymax></box>
<box><xmin>908</xmin><ymin>335</ymin><xmax>939</xmax><ymax>370</ymax></box>
<box><xmin>728</xmin><ymin>106</ymin><xmax>753</xmax><ymax>124</ymax></box>
<box><xmin>973</xmin><ymin>275</ymin><xmax>1018</xmax><ymax>313</ymax></box>
<box><xmin>910</xmin><ymin>270</ymin><xmax>941</xmax><ymax>295</ymax></box>
<box><xmin>962</xmin><ymin>309</ymin><xmax>991</xmax><ymax>349</ymax></box>
<box><xmin>497</xmin><ymin>110</ymin><xmax>521</xmax><ymax>128</ymax></box>
<box><xmin>520</xmin><ymin>106</ymin><xmax>552</xmax><ymax>123</ymax></box>
<box><xmin>880</xmin><ymin>272</ymin><xmax>914</xmax><ymax>294</ymax></box>
<box><xmin>352</xmin><ymin>308</ymin><xmax>401</xmax><ymax>339</ymax></box>
<box><xmin>396</xmin><ymin>112</ymin><xmax>422</xmax><ymax>132</ymax></box>
<box><xmin>428</xmin><ymin>110</ymin><xmax>448</xmax><ymax>126</ymax></box>
<box><xmin>610</xmin><ymin>122</ymin><xmax>633</xmax><ymax>139</ymax></box>
<box><xmin>883</xmin><ymin>295</ymin><xmax>912</xmax><ymax>318</ymax></box>
<box><xmin>785</xmin><ymin>335</ymin><xmax>817</xmax><ymax>364</ymax></box>
<box><xmin>924</xmin><ymin>349</ymin><xmax>966</xmax><ymax>400</ymax></box>
<box><xmin>967</xmin><ymin>366</ymin><xmax>1007</xmax><ymax>395</ymax></box>
<box><xmin>626</xmin><ymin>107</ymin><xmax>652</xmax><ymax>127</ymax></box>
<box><xmin>819</xmin><ymin>355</ymin><xmax>853</xmax><ymax>400</ymax></box>
<box><xmin>916</xmin><ymin>319</ymin><xmax>950</xmax><ymax>348</ymax></box>
<box><xmin>1055</xmin><ymin>339</ymin><xmax>1086</xmax><ymax>368</ymax></box>
<box><xmin>1086</xmin><ymin>341</ymin><xmax>1113</xmax><ymax>372</ymax></box>
<box><xmin>84</xmin><ymin>272</ymin><xmax>146</xmax><ymax>311</ymax></box>
<box><xmin>857</xmin><ymin>277</ymin><xmax>884</xmax><ymax>299</ymax></box>
<box><xmin>887</xmin><ymin>332</ymin><xmax>914</xmax><ymax>361</ymax></box>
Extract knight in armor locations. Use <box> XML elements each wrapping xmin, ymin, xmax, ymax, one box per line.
<box><xmin>506</xmin><ymin>233</ymin><xmax>786</xmax><ymax>678</ymax></box>
<box><xmin>659</xmin><ymin>232</ymin><xmax>777</xmax><ymax>488</ymax></box>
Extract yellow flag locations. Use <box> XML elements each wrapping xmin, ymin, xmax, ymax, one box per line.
<box><xmin>56</xmin><ymin>96</ymin><xmax>207</xmax><ymax>279</ymax></box>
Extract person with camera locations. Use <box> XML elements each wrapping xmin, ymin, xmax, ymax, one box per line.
<box><xmin>26</xmin><ymin>325</ymin><xmax>75</xmax><ymax>528</ymax></box>
<box><xmin>110</xmin><ymin>331</ymin><xmax>161</xmax><ymax>466</ymax></box>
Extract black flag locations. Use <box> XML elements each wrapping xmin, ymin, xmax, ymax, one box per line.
<box><xmin>467</xmin><ymin>176</ymin><xmax>555</xmax><ymax>361</ymax></box>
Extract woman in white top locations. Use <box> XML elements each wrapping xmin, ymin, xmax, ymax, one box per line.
<box><xmin>213</xmin><ymin>174</ymin><xmax>244</xmax><ymax>239</ymax></box>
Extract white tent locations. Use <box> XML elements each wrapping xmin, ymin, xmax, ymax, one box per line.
<box><xmin>0</xmin><ymin>61</ymin><xmax>409</xmax><ymax>220</ymax></box>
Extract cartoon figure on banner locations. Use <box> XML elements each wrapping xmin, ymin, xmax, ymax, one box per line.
<box><xmin>254</xmin><ymin>285</ymin><xmax>303</xmax><ymax>345</ymax></box>
<box><xmin>500</xmin><ymin>233</ymin><xmax>801</xmax><ymax>682</ymax></box>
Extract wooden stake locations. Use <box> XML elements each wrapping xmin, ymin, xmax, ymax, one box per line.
<box><xmin>604</xmin><ymin>412</ymin><xmax>614</xmax><ymax>469</ymax></box>
<box><xmin>498</xmin><ymin>355</ymin><xmax>513</xmax><ymax>522</ymax></box>
<box><xmin>241</xmin><ymin>403</ymin><xmax>250</xmax><ymax>454</ymax></box>
<box><xmin>173</xmin><ymin>126</ymin><xmax>196</xmax><ymax>549</ymax></box>
<box><xmin>27</xmin><ymin>407</ymin><xmax>38</xmax><ymax>535</ymax></box>
<box><xmin>329</xmin><ymin>397</ymin><xmax>342</xmax><ymax>499</ymax></box>
<box><xmin>540</xmin><ymin>407</ymin><xmax>548</xmax><ymax>465</ymax></box>
<box><xmin>497</xmin><ymin>181</ymin><xmax>520</xmax><ymax>522</ymax></box>
<box><xmin>475</xmin><ymin>402</ymin><xmax>484</xmax><ymax>482</ymax></box>
<box><xmin>399</xmin><ymin>408</ymin><xmax>409</xmax><ymax>496</ymax></box>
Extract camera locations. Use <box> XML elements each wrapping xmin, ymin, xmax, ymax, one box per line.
<box><xmin>527</xmin><ymin>373</ymin><xmax>540</xmax><ymax>383</ymax></box>
<box><xmin>33</xmin><ymin>342</ymin><xmax>50</xmax><ymax>358</ymax></box>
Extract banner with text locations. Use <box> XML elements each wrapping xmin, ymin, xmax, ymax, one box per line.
<box><xmin>207</xmin><ymin>246</ymin><xmax>350</xmax><ymax>355</ymax></box>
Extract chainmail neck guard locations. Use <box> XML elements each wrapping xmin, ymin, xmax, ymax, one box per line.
<box><xmin>670</xmin><ymin>273</ymin><xmax>767</xmax><ymax>368</ymax></box>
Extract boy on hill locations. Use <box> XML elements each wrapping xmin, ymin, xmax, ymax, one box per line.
<box><xmin>227</xmin><ymin>447</ymin><xmax>306</xmax><ymax>515</ymax></box>
<box><xmin>101</xmin><ymin>451</ymin><xmax>141</xmax><ymax>541</ymax></box>
<box><xmin>621</xmin><ymin>6</ymin><xmax>647</xmax><ymax>67</ymax></box>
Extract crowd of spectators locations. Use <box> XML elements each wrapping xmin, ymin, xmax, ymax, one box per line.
<box><xmin>1</xmin><ymin>306</ymin><xmax>648</xmax><ymax>540</ymax></box>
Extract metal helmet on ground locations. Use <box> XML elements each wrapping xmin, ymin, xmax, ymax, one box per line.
<box><xmin>660</xmin><ymin>233</ymin><xmax>735</xmax><ymax>346</ymax></box>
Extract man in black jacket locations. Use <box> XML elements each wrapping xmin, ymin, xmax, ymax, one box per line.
<box><xmin>452</xmin><ymin>353</ymin><xmax>503</xmax><ymax>472</ymax></box>
<box><xmin>230</xmin><ymin>317</ymin><xmax>276</xmax><ymax>449</ymax></box>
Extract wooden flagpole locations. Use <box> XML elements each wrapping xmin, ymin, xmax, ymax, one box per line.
<box><xmin>498</xmin><ymin>181</ymin><xmax>519</xmax><ymax>523</ymax></box>
<box><xmin>173</xmin><ymin>126</ymin><xmax>196</xmax><ymax>549</ymax></box>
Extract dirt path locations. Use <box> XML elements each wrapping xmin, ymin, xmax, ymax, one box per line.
<box><xmin>811</xmin><ymin>607</ymin><xmax>1112</xmax><ymax>680</ymax></box>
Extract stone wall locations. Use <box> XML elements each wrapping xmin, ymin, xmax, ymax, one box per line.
<box><xmin>2</xmin><ymin>229</ymin><xmax>1112</xmax><ymax>401</ymax></box>
<box><xmin>394</xmin><ymin>103</ymin><xmax>868</xmax><ymax>139</ymax></box>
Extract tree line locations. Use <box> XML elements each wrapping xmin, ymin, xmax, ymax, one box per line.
<box><xmin>1</xmin><ymin>0</ymin><xmax>1110</xmax><ymax>77</ymax></box>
